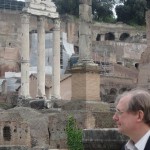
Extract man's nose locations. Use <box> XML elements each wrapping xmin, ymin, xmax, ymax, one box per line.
<box><xmin>113</xmin><ymin>113</ymin><xmax>118</xmax><ymax>121</ymax></box>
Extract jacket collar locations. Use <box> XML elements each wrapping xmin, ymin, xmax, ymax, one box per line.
<box><xmin>144</xmin><ymin>136</ymin><xmax>150</xmax><ymax>150</ymax></box>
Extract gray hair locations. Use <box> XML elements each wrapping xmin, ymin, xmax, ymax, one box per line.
<box><xmin>115</xmin><ymin>89</ymin><xmax>150</xmax><ymax>125</ymax></box>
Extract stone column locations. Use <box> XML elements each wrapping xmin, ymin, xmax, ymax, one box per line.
<box><xmin>20</xmin><ymin>13</ymin><xmax>30</xmax><ymax>98</ymax></box>
<box><xmin>101</xmin><ymin>34</ymin><xmax>105</xmax><ymax>41</ymax></box>
<box><xmin>78</xmin><ymin>0</ymin><xmax>94</xmax><ymax>64</ymax></box>
<box><xmin>51</xmin><ymin>19</ymin><xmax>61</xmax><ymax>100</ymax></box>
<box><xmin>37</xmin><ymin>16</ymin><xmax>46</xmax><ymax>98</ymax></box>
<box><xmin>71</xmin><ymin>0</ymin><xmax>100</xmax><ymax>102</ymax></box>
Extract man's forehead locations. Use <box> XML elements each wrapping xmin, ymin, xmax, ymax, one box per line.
<box><xmin>117</xmin><ymin>94</ymin><xmax>131</xmax><ymax>108</ymax></box>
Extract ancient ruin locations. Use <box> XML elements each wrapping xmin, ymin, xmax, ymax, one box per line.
<box><xmin>71</xmin><ymin>0</ymin><xmax>100</xmax><ymax>101</ymax></box>
<box><xmin>19</xmin><ymin>0</ymin><xmax>60</xmax><ymax>103</ymax></box>
<box><xmin>0</xmin><ymin>0</ymin><xmax>149</xmax><ymax>149</ymax></box>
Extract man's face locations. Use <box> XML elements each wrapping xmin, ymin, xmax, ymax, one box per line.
<box><xmin>113</xmin><ymin>95</ymin><xmax>138</xmax><ymax>137</ymax></box>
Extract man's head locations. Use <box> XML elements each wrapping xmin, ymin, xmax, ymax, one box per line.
<box><xmin>113</xmin><ymin>89</ymin><xmax>150</xmax><ymax>138</ymax></box>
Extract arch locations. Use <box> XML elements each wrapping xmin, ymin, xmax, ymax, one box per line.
<box><xmin>74</xmin><ymin>46</ymin><xmax>79</xmax><ymax>54</ymax></box>
<box><xmin>135</xmin><ymin>63</ymin><xmax>139</xmax><ymax>69</ymax></box>
<box><xmin>105</xmin><ymin>32</ymin><xmax>115</xmax><ymax>41</ymax></box>
<box><xmin>3</xmin><ymin>126</ymin><xmax>11</xmax><ymax>141</ymax></box>
<box><xmin>117</xmin><ymin>61</ymin><xmax>123</xmax><ymax>65</ymax></box>
<box><xmin>30</xmin><ymin>29</ymin><xmax>37</xmax><ymax>33</ymax></box>
<box><xmin>119</xmin><ymin>87</ymin><xmax>127</xmax><ymax>94</ymax></box>
<box><xmin>96</xmin><ymin>34</ymin><xmax>101</xmax><ymax>41</ymax></box>
<box><xmin>119</xmin><ymin>33</ymin><xmax>130</xmax><ymax>41</ymax></box>
<box><xmin>143</xmin><ymin>34</ymin><xmax>146</xmax><ymax>39</ymax></box>
<box><xmin>110</xmin><ymin>88</ymin><xmax>117</xmax><ymax>95</ymax></box>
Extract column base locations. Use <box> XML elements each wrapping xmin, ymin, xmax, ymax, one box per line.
<box><xmin>71</xmin><ymin>62</ymin><xmax>100</xmax><ymax>101</ymax></box>
<box><xmin>51</xmin><ymin>96</ymin><xmax>61</xmax><ymax>101</ymax></box>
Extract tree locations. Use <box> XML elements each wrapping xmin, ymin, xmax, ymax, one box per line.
<box><xmin>92</xmin><ymin>0</ymin><xmax>115</xmax><ymax>22</ymax></box>
<box><xmin>146</xmin><ymin>0</ymin><xmax>150</xmax><ymax>9</ymax></box>
<box><xmin>115</xmin><ymin>0</ymin><xmax>147</xmax><ymax>25</ymax></box>
<box><xmin>53</xmin><ymin>0</ymin><xmax>79</xmax><ymax>17</ymax></box>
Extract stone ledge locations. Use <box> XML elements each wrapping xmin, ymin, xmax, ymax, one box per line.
<box><xmin>71</xmin><ymin>63</ymin><xmax>100</xmax><ymax>73</ymax></box>
<box><xmin>83</xmin><ymin>128</ymin><xmax>128</xmax><ymax>150</ymax></box>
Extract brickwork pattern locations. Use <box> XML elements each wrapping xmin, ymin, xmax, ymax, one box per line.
<box><xmin>72</xmin><ymin>72</ymin><xmax>100</xmax><ymax>101</ymax></box>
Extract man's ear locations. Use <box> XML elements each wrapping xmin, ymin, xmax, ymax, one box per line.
<box><xmin>137</xmin><ymin>110</ymin><xmax>144</xmax><ymax>122</ymax></box>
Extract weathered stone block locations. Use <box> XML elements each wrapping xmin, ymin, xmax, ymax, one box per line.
<box><xmin>30</xmin><ymin>99</ymin><xmax>45</xmax><ymax>109</ymax></box>
<box><xmin>0</xmin><ymin>146</ymin><xmax>28</xmax><ymax>150</ymax></box>
<box><xmin>83</xmin><ymin>128</ymin><xmax>128</xmax><ymax>150</ymax></box>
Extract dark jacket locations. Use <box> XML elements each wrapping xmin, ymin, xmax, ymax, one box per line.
<box><xmin>121</xmin><ymin>136</ymin><xmax>150</xmax><ymax>150</ymax></box>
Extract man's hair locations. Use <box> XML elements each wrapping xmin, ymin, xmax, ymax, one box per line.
<box><xmin>115</xmin><ymin>89</ymin><xmax>150</xmax><ymax>125</ymax></box>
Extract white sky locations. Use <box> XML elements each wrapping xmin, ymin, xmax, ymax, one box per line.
<box><xmin>112</xmin><ymin>2</ymin><xmax>124</xmax><ymax>18</ymax></box>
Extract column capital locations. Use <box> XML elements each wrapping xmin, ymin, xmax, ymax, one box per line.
<box><xmin>37</xmin><ymin>16</ymin><xmax>46</xmax><ymax>23</ymax></box>
<box><xmin>37</xmin><ymin>16</ymin><xmax>45</xmax><ymax>29</ymax></box>
<box><xmin>53</xmin><ymin>19</ymin><xmax>61</xmax><ymax>30</ymax></box>
<box><xmin>21</xmin><ymin>13</ymin><xmax>30</xmax><ymax>24</ymax></box>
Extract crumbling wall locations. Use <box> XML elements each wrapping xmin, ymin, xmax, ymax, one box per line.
<box><xmin>0</xmin><ymin>112</ymin><xmax>31</xmax><ymax>147</ymax></box>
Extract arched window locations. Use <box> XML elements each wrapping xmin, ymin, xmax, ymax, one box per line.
<box><xmin>110</xmin><ymin>88</ymin><xmax>117</xmax><ymax>95</ymax></box>
<box><xmin>96</xmin><ymin>34</ymin><xmax>101</xmax><ymax>41</ymax></box>
<box><xmin>135</xmin><ymin>63</ymin><xmax>139</xmax><ymax>69</ymax></box>
<box><xmin>119</xmin><ymin>88</ymin><xmax>127</xmax><ymax>94</ymax></box>
<box><xmin>105</xmin><ymin>32</ymin><xmax>115</xmax><ymax>41</ymax></box>
<box><xmin>3</xmin><ymin>126</ymin><xmax>11</xmax><ymax>141</ymax></box>
<box><xmin>119</xmin><ymin>33</ymin><xmax>130</xmax><ymax>41</ymax></box>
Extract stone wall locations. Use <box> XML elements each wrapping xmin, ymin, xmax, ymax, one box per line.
<box><xmin>83</xmin><ymin>128</ymin><xmax>128</xmax><ymax>150</ymax></box>
<box><xmin>137</xmin><ymin>10</ymin><xmax>150</xmax><ymax>90</ymax></box>
<box><xmin>0</xmin><ymin>112</ymin><xmax>31</xmax><ymax>147</ymax></box>
<box><xmin>0</xmin><ymin>103</ymin><xmax>123</xmax><ymax>150</ymax></box>
<box><xmin>48</xmin><ymin>109</ymin><xmax>115</xmax><ymax>149</ymax></box>
<box><xmin>0</xmin><ymin>10</ymin><xmax>146</xmax><ymax>78</ymax></box>
<box><xmin>0</xmin><ymin>47</ymin><xmax>20</xmax><ymax>76</ymax></box>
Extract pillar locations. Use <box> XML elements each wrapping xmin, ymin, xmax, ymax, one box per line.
<box><xmin>37</xmin><ymin>16</ymin><xmax>46</xmax><ymax>98</ymax></box>
<box><xmin>71</xmin><ymin>0</ymin><xmax>100</xmax><ymax>101</ymax></box>
<box><xmin>78</xmin><ymin>0</ymin><xmax>93</xmax><ymax>64</ymax></box>
<box><xmin>20</xmin><ymin>13</ymin><xmax>30</xmax><ymax>98</ymax></box>
<box><xmin>101</xmin><ymin>34</ymin><xmax>105</xmax><ymax>41</ymax></box>
<box><xmin>51</xmin><ymin>19</ymin><xmax>61</xmax><ymax>99</ymax></box>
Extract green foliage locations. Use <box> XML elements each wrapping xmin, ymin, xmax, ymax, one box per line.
<box><xmin>92</xmin><ymin>0</ymin><xmax>115</xmax><ymax>22</ymax></box>
<box><xmin>53</xmin><ymin>0</ymin><xmax>79</xmax><ymax>17</ymax></box>
<box><xmin>145</xmin><ymin>0</ymin><xmax>150</xmax><ymax>9</ymax></box>
<box><xmin>116</xmin><ymin>0</ymin><xmax>147</xmax><ymax>25</ymax></box>
<box><xmin>53</xmin><ymin>0</ymin><xmax>148</xmax><ymax>25</ymax></box>
<box><xmin>66</xmin><ymin>115</ymin><xmax>84</xmax><ymax>150</ymax></box>
<box><xmin>53</xmin><ymin>0</ymin><xmax>116</xmax><ymax>23</ymax></box>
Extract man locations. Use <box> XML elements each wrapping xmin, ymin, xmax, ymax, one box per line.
<box><xmin>113</xmin><ymin>89</ymin><xmax>150</xmax><ymax>150</ymax></box>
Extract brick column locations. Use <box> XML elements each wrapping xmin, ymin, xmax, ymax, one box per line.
<box><xmin>51</xmin><ymin>19</ymin><xmax>61</xmax><ymax>100</ymax></box>
<box><xmin>20</xmin><ymin>13</ymin><xmax>30</xmax><ymax>98</ymax></box>
<box><xmin>37</xmin><ymin>16</ymin><xmax>46</xmax><ymax>99</ymax></box>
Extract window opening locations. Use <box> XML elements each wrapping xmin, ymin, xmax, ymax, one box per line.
<box><xmin>3</xmin><ymin>126</ymin><xmax>11</xmax><ymax>141</ymax></box>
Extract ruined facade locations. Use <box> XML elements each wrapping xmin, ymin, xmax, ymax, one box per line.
<box><xmin>0</xmin><ymin>112</ymin><xmax>30</xmax><ymax>147</ymax></box>
<box><xmin>0</xmin><ymin>2</ymin><xmax>149</xmax><ymax>150</ymax></box>
<box><xmin>137</xmin><ymin>10</ymin><xmax>150</xmax><ymax>90</ymax></box>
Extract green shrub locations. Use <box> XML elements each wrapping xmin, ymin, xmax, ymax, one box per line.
<box><xmin>66</xmin><ymin>115</ymin><xmax>84</xmax><ymax>150</ymax></box>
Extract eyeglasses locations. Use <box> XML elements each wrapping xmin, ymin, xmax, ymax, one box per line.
<box><xmin>114</xmin><ymin>108</ymin><xmax>127</xmax><ymax>116</ymax></box>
